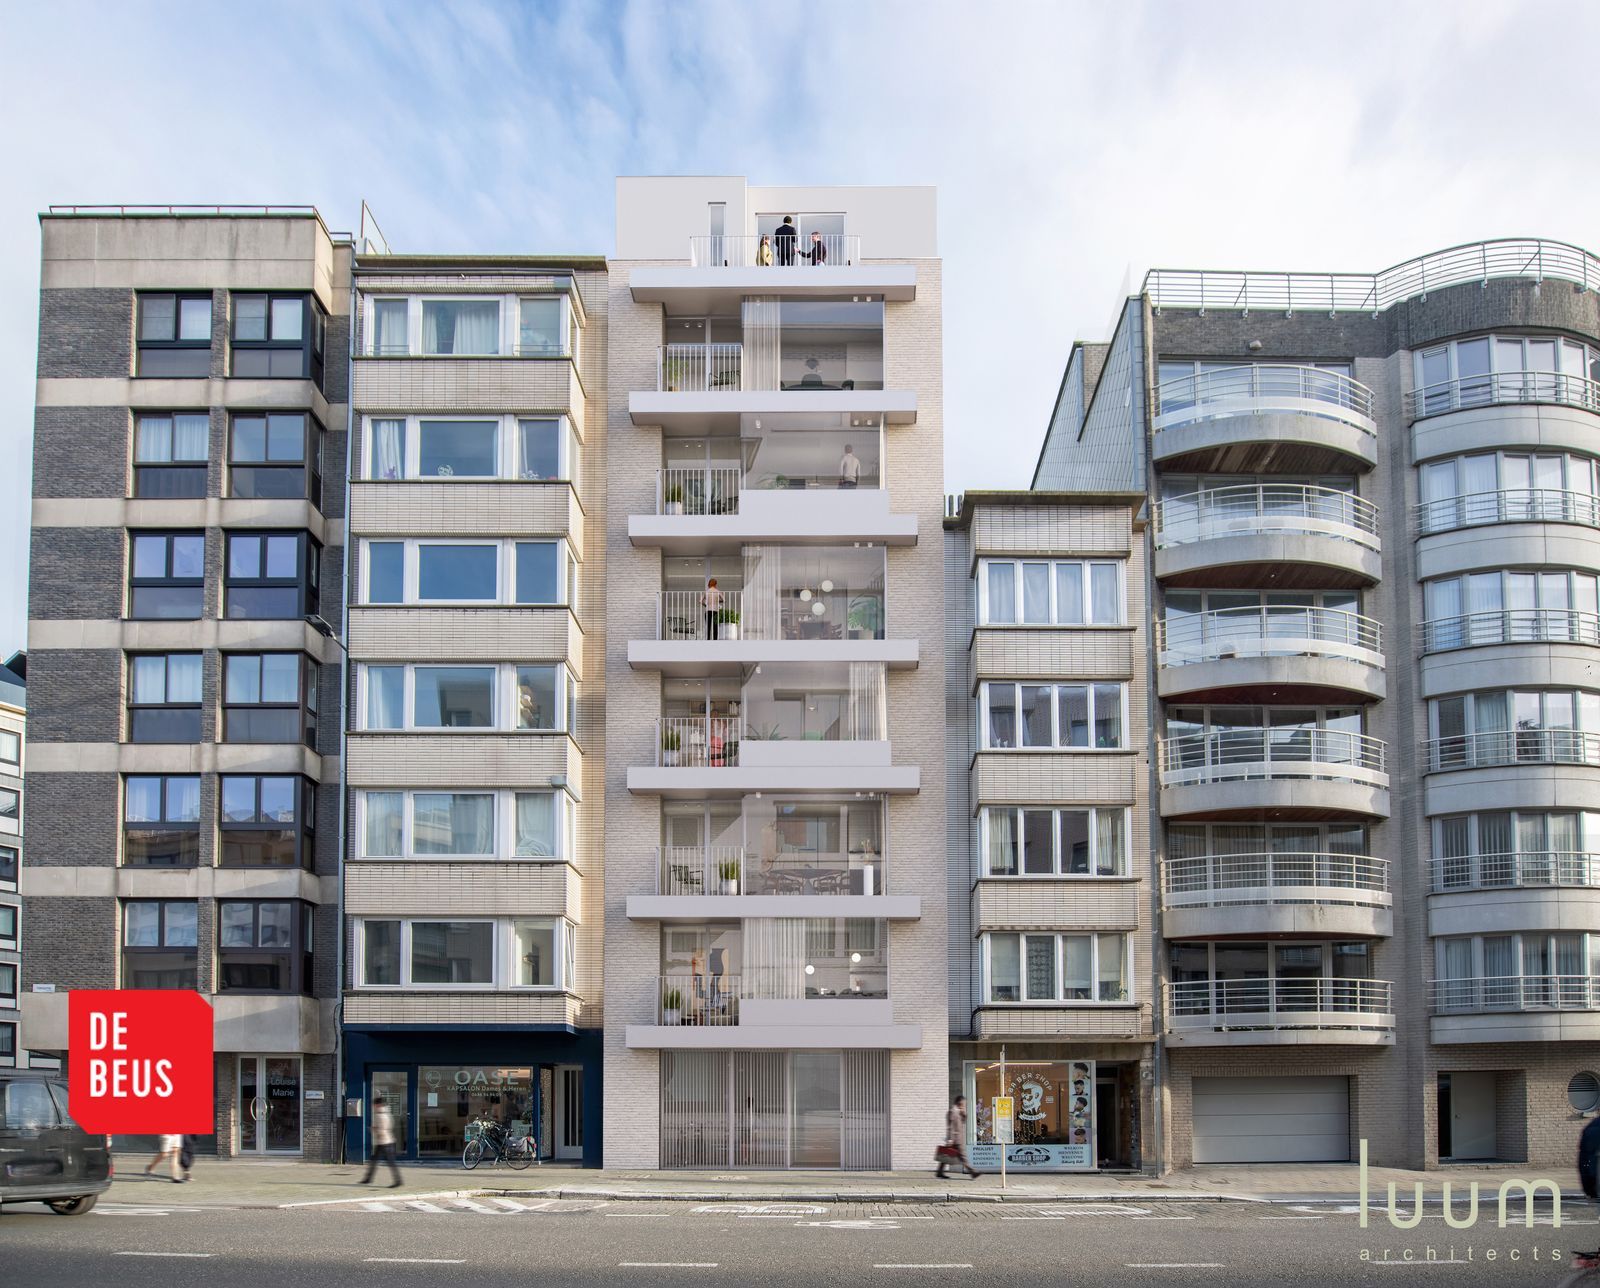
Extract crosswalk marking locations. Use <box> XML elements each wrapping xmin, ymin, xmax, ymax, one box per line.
<box><xmin>405</xmin><ymin>1199</ymin><xmax>449</xmax><ymax>1213</ymax></box>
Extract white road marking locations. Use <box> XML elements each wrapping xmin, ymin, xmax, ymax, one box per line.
<box><xmin>114</xmin><ymin>1252</ymin><xmax>215</xmax><ymax>1258</ymax></box>
<box><xmin>361</xmin><ymin>1202</ymin><xmax>395</xmax><ymax>1212</ymax></box>
<box><xmin>1260</xmin><ymin>1214</ymin><xmax>1326</xmax><ymax>1220</ymax></box>
<box><xmin>1126</xmin><ymin>1264</ymin><xmax>1226</xmax><ymax>1269</ymax></box>
<box><xmin>620</xmin><ymin>1263</ymin><xmax>719</xmax><ymax>1268</ymax></box>
<box><xmin>365</xmin><ymin>1257</ymin><xmax>467</xmax><ymax>1264</ymax></box>
<box><xmin>1132</xmin><ymin>1214</ymin><xmax>1197</xmax><ymax>1220</ymax></box>
<box><xmin>1035</xmin><ymin>1203</ymin><xmax>1150</xmax><ymax>1216</ymax></box>
<box><xmin>874</xmin><ymin>1264</ymin><xmax>974</xmax><ymax>1270</ymax></box>
<box><xmin>405</xmin><ymin>1199</ymin><xmax>449</xmax><ymax>1213</ymax></box>
<box><xmin>797</xmin><ymin>1218</ymin><xmax>902</xmax><ymax>1229</ymax></box>
<box><xmin>493</xmin><ymin>1196</ymin><xmax>554</xmax><ymax>1211</ymax></box>
<box><xmin>449</xmin><ymin>1198</ymin><xmax>503</xmax><ymax>1213</ymax></box>
<box><xmin>1367</xmin><ymin>1261</ymin><xmax>1473</xmax><ymax>1267</ymax></box>
<box><xmin>692</xmin><ymin>1202</ymin><xmax>825</xmax><ymax>1216</ymax></box>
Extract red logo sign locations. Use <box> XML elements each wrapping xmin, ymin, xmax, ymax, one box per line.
<box><xmin>68</xmin><ymin>991</ymin><xmax>214</xmax><ymax>1133</ymax></box>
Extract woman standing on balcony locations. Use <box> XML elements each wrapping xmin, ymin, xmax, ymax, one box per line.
<box><xmin>756</xmin><ymin>235</ymin><xmax>774</xmax><ymax>267</ymax></box>
<box><xmin>703</xmin><ymin>578</ymin><xmax>723</xmax><ymax>640</ymax></box>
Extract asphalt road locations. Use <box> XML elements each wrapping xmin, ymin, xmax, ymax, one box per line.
<box><xmin>1</xmin><ymin>1194</ymin><xmax>1596</xmax><ymax>1286</ymax></box>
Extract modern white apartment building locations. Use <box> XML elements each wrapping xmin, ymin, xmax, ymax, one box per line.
<box><xmin>603</xmin><ymin>177</ymin><xmax>948</xmax><ymax>1168</ymax></box>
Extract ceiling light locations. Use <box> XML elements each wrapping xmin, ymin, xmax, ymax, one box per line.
<box><xmin>812</xmin><ymin>602</ymin><xmax>826</xmax><ymax>616</ymax></box>
<box><xmin>851</xmin><ymin>952</ymin><xmax>861</xmax><ymax>964</ymax></box>
<box><xmin>804</xmin><ymin>964</ymin><xmax>816</xmax><ymax>976</ymax></box>
<box><xmin>820</xmin><ymin>579</ymin><xmax>834</xmax><ymax>594</ymax></box>
<box><xmin>800</xmin><ymin>588</ymin><xmax>812</xmax><ymax>602</ymax></box>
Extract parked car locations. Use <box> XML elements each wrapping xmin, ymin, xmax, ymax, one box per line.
<box><xmin>0</xmin><ymin>1073</ymin><xmax>112</xmax><ymax>1214</ymax></box>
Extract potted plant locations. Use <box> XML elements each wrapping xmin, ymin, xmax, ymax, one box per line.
<box><xmin>719</xmin><ymin>858</ymin><xmax>740</xmax><ymax>895</ymax></box>
<box><xmin>662</xmin><ymin>987</ymin><xmax>682</xmax><ymax>1025</ymax></box>
<box><xmin>847</xmin><ymin>594</ymin><xmax>883</xmax><ymax>641</ymax></box>
<box><xmin>661</xmin><ymin>728</ymin><xmax>681</xmax><ymax>766</ymax></box>
<box><xmin>719</xmin><ymin>606</ymin><xmax>740</xmax><ymax>640</ymax></box>
<box><xmin>664</xmin><ymin>355</ymin><xmax>688</xmax><ymax>392</ymax></box>
<box><xmin>664</xmin><ymin>483</ymin><xmax>684</xmax><ymax>515</ymax></box>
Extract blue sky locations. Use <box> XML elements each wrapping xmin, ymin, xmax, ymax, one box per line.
<box><xmin>2</xmin><ymin>0</ymin><xmax>1598</xmax><ymax>652</ymax></box>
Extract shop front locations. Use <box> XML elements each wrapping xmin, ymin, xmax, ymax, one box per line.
<box><xmin>343</xmin><ymin>1028</ymin><xmax>602</xmax><ymax>1167</ymax></box>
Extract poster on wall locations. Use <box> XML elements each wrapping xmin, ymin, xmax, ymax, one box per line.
<box><xmin>966</xmin><ymin>1059</ymin><xmax>1094</xmax><ymax>1172</ymax></box>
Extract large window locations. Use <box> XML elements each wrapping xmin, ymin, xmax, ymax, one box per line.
<box><xmin>1418</xmin><ymin>449</ymin><xmax>1600</xmax><ymax>534</ymax></box>
<box><xmin>128</xmin><ymin>531</ymin><xmax>205</xmax><ymax>619</ymax></box>
<box><xmin>0</xmin><ymin>904</ymin><xmax>17</xmax><ymax>952</ymax></box>
<box><xmin>980</xmin><ymin>559</ymin><xmax>1122</xmax><ymax>626</ymax></box>
<box><xmin>127</xmin><ymin>653</ymin><xmax>202</xmax><ymax>743</ymax></box>
<box><xmin>220</xmin><ymin>775</ymin><xmax>315</xmax><ymax>869</ymax></box>
<box><xmin>0</xmin><ymin>963</ymin><xmax>13</xmax><ymax>1003</ymax></box>
<box><xmin>982</xmin><ymin>806</ymin><xmax>1128</xmax><ymax>877</ymax></box>
<box><xmin>1414</xmin><ymin>334</ymin><xmax>1600</xmax><ymax>417</ymax></box>
<box><xmin>122</xmin><ymin>774</ymin><xmax>201</xmax><ymax>867</ymax></box>
<box><xmin>1429</xmin><ymin>688</ymin><xmax>1600</xmax><ymax>769</ymax></box>
<box><xmin>1424</xmin><ymin>569</ymin><xmax>1600</xmax><ymax>651</ymax></box>
<box><xmin>359</xmin><ymin>788</ymin><xmax>573</xmax><ymax>860</ymax></box>
<box><xmin>981</xmin><ymin>681</ymin><xmax>1125</xmax><ymax>750</ymax></box>
<box><xmin>230</xmin><ymin>412</ymin><xmax>321</xmax><ymax>504</ymax></box>
<box><xmin>365</xmin><ymin>293</ymin><xmax>580</xmax><ymax>359</ymax></box>
<box><xmin>356</xmin><ymin>917</ymin><xmax>575</xmax><ymax>990</ymax></box>
<box><xmin>0</xmin><ymin>846</ymin><xmax>15</xmax><ymax>884</ymax></box>
<box><xmin>224</xmin><ymin>531</ymin><xmax>319</xmax><ymax>619</ymax></box>
<box><xmin>0</xmin><ymin>790</ymin><xmax>16</xmax><ymax>829</ymax></box>
<box><xmin>218</xmin><ymin>900</ymin><xmax>312</xmax><ymax>994</ymax></box>
<box><xmin>0</xmin><ymin>730</ymin><xmax>17</xmax><ymax>766</ymax></box>
<box><xmin>223</xmin><ymin>653</ymin><xmax>318</xmax><ymax>745</ymax></box>
<box><xmin>133</xmin><ymin>412</ymin><xmax>209</xmax><ymax>499</ymax></box>
<box><xmin>1432</xmin><ymin>810</ymin><xmax>1600</xmax><ymax>891</ymax></box>
<box><xmin>137</xmin><ymin>292</ymin><xmax>212</xmax><ymax>377</ymax></box>
<box><xmin>985</xmin><ymin>932</ymin><xmax>1129</xmax><ymax>1004</ymax></box>
<box><xmin>1434</xmin><ymin>932</ymin><xmax>1596</xmax><ymax>1010</ymax></box>
<box><xmin>231</xmin><ymin>293</ymin><xmax>325</xmax><ymax>383</ymax></box>
<box><xmin>360</xmin><ymin>538</ymin><xmax>575</xmax><ymax>607</ymax></box>
<box><xmin>1160</xmin><ymin>588</ymin><xmax>1365</xmax><ymax>663</ymax></box>
<box><xmin>364</xmin><ymin>415</ymin><xmax>577</xmax><ymax>483</ymax></box>
<box><xmin>1168</xmin><ymin>940</ymin><xmax>1373</xmax><ymax>1016</ymax></box>
<box><xmin>360</xmin><ymin>663</ymin><xmax>572</xmax><ymax>733</ymax></box>
<box><xmin>122</xmin><ymin>900</ymin><xmax>198</xmax><ymax>988</ymax></box>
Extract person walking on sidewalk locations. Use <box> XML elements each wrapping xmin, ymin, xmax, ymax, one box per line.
<box><xmin>178</xmin><ymin>1133</ymin><xmax>196</xmax><ymax>1183</ymax></box>
<box><xmin>145</xmin><ymin>1133</ymin><xmax>183</xmax><ymax>1182</ymax></box>
<box><xmin>935</xmin><ymin>1094</ymin><xmax>980</xmax><ymax>1179</ymax></box>
<box><xmin>359</xmin><ymin>1094</ymin><xmax>403</xmax><ymax>1188</ymax></box>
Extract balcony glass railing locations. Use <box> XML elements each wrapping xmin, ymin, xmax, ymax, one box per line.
<box><xmin>1157</xmin><ymin>605</ymin><xmax>1383</xmax><ymax>667</ymax></box>
<box><xmin>689</xmin><ymin>233</ymin><xmax>861</xmax><ymax>268</ymax></box>
<box><xmin>655</xmin><ymin>846</ymin><xmax>886</xmax><ymax>897</ymax></box>
<box><xmin>1422</xmin><ymin>608</ymin><xmax>1600</xmax><ymax>653</ymax></box>
<box><xmin>1432</xmin><ymin>974</ymin><xmax>1600</xmax><ymax>1014</ymax></box>
<box><xmin>1163</xmin><ymin>852</ymin><xmax>1388</xmax><ymax>904</ymax></box>
<box><xmin>1415</xmin><ymin>487</ymin><xmax>1600</xmax><ymax>536</ymax></box>
<box><xmin>1407</xmin><ymin>370</ymin><xmax>1600</xmax><ymax>421</ymax></box>
<box><xmin>1155</xmin><ymin>365</ymin><xmax>1376</xmax><ymax>430</ymax></box>
<box><xmin>1159</xmin><ymin>727</ymin><xmax>1387</xmax><ymax>786</ymax></box>
<box><xmin>658</xmin><ymin>465</ymin><xmax>743</xmax><ymax>515</ymax></box>
<box><xmin>655</xmin><ymin>589</ymin><xmax>887</xmax><ymax>642</ymax></box>
<box><xmin>657</xmin><ymin>717</ymin><xmax>742</xmax><ymax>767</ymax></box>
<box><xmin>1168</xmin><ymin>977</ymin><xmax>1393</xmax><ymax>1022</ymax></box>
<box><xmin>1425</xmin><ymin>729</ymin><xmax>1600</xmax><ymax>772</ymax></box>
<box><xmin>1429</xmin><ymin>850</ymin><xmax>1600</xmax><ymax>893</ymax></box>
<box><xmin>1154</xmin><ymin>484</ymin><xmax>1379</xmax><ymax>549</ymax></box>
<box><xmin>658</xmin><ymin>972</ymin><xmax>741</xmax><ymax>1025</ymax></box>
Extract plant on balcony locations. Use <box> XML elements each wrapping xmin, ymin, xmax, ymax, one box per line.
<box><xmin>664</xmin><ymin>483</ymin><xmax>684</xmax><ymax>515</ymax></box>
<box><xmin>664</xmin><ymin>356</ymin><xmax>688</xmax><ymax>393</ymax></box>
<box><xmin>847</xmin><ymin>594</ymin><xmax>883</xmax><ymax>641</ymax></box>
<box><xmin>719</xmin><ymin>859</ymin><xmax>740</xmax><ymax>895</ymax></box>
<box><xmin>661</xmin><ymin>728</ymin><xmax>681</xmax><ymax>766</ymax></box>
<box><xmin>718</xmin><ymin>606</ymin><xmax>740</xmax><ymax>640</ymax></box>
<box><xmin>662</xmin><ymin>987</ymin><xmax>683</xmax><ymax>1025</ymax></box>
<box><xmin>745</xmin><ymin>722</ymin><xmax>786</xmax><ymax>741</ymax></box>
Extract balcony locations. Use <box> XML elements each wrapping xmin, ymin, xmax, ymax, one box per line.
<box><xmin>1162</xmin><ymin>852</ymin><xmax>1392</xmax><ymax>939</ymax></box>
<box><xmin>1423</xmin><ymin>608</ymin><xmax>1600</xmax><ymax>654</ymax></box>
<box><xmin>1407</xmin><ymin>370</ymin><xmax>1600</xmax><ymax>423</ymax></box>
<box><xmin>690</xmin><ymin>234</ymin><xmax>862</xmax><ymax>267</ymax></box>
<box><xmin>1153</xmin><ymin>484</ymin><xmax>1381</xmax><ymax>588</ymax></box>
<box><xmin>1153</xmin><ymin>365</ymin><xmax>1378</xmax><ymax>473</ymax></box>
<box><xmin>629</xmin><ymin>970</ymin><xmax>921</xmax><ymax>1050</ymax></box>
<box><xmin>1416</xmin><ymin>488</ymin><xmax>1600</xmax><ymax>539</ymax></box>
<box><xmin>1166</xmin><ymin>978</ymin><xmax>1395</xmax><ymax>1046</ymax></box>
<box><xmin>1430</xmin><ymin>850</ymin><xmax>1600</xmax><ymax>894</ymax></box>
<box><xmin>1159</xmin><ymin>727</ymin><xmax>1389</xmax><ymax>819</ymax></box>
<box><xmin>1425</xmin><ymin>729</ymin><xmax>1600</xmax><ymax>773</ymax></box>
<box><xmin>1156</xmin><ymin>605</ymin><xmax>1385</xmax><ymax>702</ymax></box>
<box><xmin>627</xmin><ymin>235</ymin><xmax>918</xmax><ymax>312</ymax></box>
<box><xmin>1431</xmin><ymin>975</ymin><xmax>1600</xmax><ymax>1043</ymax></box>
<box><xmin>627</xmin><ymin>845</ymin><xmax>921</xmax><ymax>921</ymax></box>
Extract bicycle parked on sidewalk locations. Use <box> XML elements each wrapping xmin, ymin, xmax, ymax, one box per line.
<box><xmin>461</xmin><ymin>1114</ymin><xmax>538</xmax><ymax>1170</ymax></box>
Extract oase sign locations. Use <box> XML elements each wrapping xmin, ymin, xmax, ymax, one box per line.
<box><xmin>68</xmin><ymin>990</ymin><xmax>214</xmax><ymax>1133</ymax></box>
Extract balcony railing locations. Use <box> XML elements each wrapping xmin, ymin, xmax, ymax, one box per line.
<box><xmin>657</xmin><ymin>591</ymin><xmax>746</xmax><ymax>642</ymax></box>
<box><xmin>658</xmin><ymin>465</ymin><xmax>743</xmax><ymax>515</ymax></box>
<box><xmin>1159</xmin><ymin>727</ymin><xmax>1387</xmax><ymax>787</ymax></box>
<box><xmin>1406</xmin><ymin>370</ymin><xmax>1600</xmax><ymax>421</ymax></box>
<box><xmin>655</xmin><ymin>846</ymin><xmax>886</xmax><ymax>897</ymax></box>
<box><xmin>1154</xmin><ymin>484</ymin><xmax>1379</xmax><ymax>549</ymax></box>
<box><xmin>689</xmin><ymin>233</ymin><xmax>861</xmax><ymax>268</ymax></box>
<box><xmin>1421</xmin><ymin>608</ymin><xmax>1600</xmax><ymax>653</ymax></box>
<box><xmin>1145</xmin><ymin>238</ymin><xmax>1600</xmax><ymax>314</ymax></box>
<box><xmin>659</xmin><ymin>342</ymin><xmax>744</xmax><ymax>391</ymax></box>
<box><xmin>658</xmin><ymin>972</ymin><xmax>741</xmax><ymax>1025</ymax></box>
<box><xmin>1415</xmin><ymin>487</ymin><xmax>1600</xmax><ymax>536</ymax></box>
<box><xmin>1156</xmin><ymin>605</ymin><xmax>1383</xmax><ymax>668</ymax></box>
<box><xmin>657</xmin><ymin>717</ymin><xmax>742</xmax><ymax>767</ymax></box>
<box><xmin>1425</xmin><ymin>729</ymin><xmax>1600</xmax><ymax>772</ymax></box>
<box><xmin>1167</xmin><ymin>978</ymin><xmax>1393</xmax><ymax>1024</ymax></box>
<box><xmin>1429</xmin><ymin>850</ymin><xmax>1600</xmax><ymax>893</ymax></box>
<box><xmin>1432</xmin><ymin>974</ymin><xmax>1600</xmax><ymax>1014</ymax></box>
<box><xmin>654</xmin><ymin>590</ymin><xmax>886</xmax><ymax>643</ymax></box>
<box><xmin>1163</xmin><ymin>852</ymin><xmax>1389</xmax><ymax>905</ymax></box>
<box><xmin>1155</xmin><ymin>364</ymin><xmax>1376</xmax><ymax>432</ymax></box>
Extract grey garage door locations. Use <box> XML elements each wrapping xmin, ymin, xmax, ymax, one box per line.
<box><xmin>1191</xmin><ymin>1075</ymin><xmax>1350</xmax><ymax>1163</ymax></box>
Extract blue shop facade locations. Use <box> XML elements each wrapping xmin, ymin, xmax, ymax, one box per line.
<box><xmin>343</xmin><ymin>1025</ymin><xmax>602</xmax><ymax>1166</ymax></box>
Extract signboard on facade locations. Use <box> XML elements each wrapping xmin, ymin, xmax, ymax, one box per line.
<box><xmin>965</xmin><ymin>1058</ymin><xmax>1096</xmax><ymax>1173</ymax></box>
<box><xmin>993</xmin><ymin>1095</ymin><xmax>1015</xmax><ymax>1143</ymax></box>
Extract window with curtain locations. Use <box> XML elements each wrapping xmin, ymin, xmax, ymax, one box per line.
<box><xmin>372</xmin><ymin>299</ymin><xmax>408</xmax><ymax>355</ymax></box>
<box><xmin>986</xmin><ymin>809</ymin><xmax>1017</xmax><ymax>875</ymax></box>
<box><xmin>421</xmin><ymin>299</ymin><xmax>500</xmax><ymax>355</ymax></box>
<box><xmin>371</xmin><ymin>419</ymin><xmax>406</xmax><ymax>480</ymax></box>
<box><xmin>413</xmin><ymin>793</ymin><xmax>494</xmax><ymax>856</ymax></box>
<box><xmin>133</xmin><ymin>413</ymin><xmax>209</xmax><ymax>499</ymax></box>
<box><xmin>127</xmin><ymin>652</ymin><xmax>203</xmax><ymax>743</ymax></box>
<box><xmin>519</xmin><ymin>419</ymin><xmax>563</xmax><ymax>480</ymax></box>
<box><xmin>980</xmin><ymin>559</ymin><xmax>1124</xmax><ymax>626</ymax></box>
<box><xmin>515</xmin><ymin>792</ymin><xmax>556</xmax><ymax>857</ymax></box>
<box><xmin>365</xmin><ymin>792</ymin><xmax>403</xmax><ymax>858</ymax></box>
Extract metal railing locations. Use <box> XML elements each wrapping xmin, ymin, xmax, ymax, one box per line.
<box><xmin>657</xmin><ymin>591</ymin><xmax>745</xmax><ymax>641</ymax></box>
<box><xmin>655</xmin><ymin>846</ymin><xmax>886</xmax><ymax>896</ymax></box>
<box><xmin>656</xmin><ymin>717</ymin><xmax>741</xmax><ymax>767</ymax></box>
<box><xmin>658</xmin><ymin>343</ymin><xmax>744</xmax><ymax>392</ymax></box>
<box><xmin>689</xmin><ymin>233</ymin><xmax>861</xmax><ymax>268</ymax></box>
<box><xmin>1414</xmin><ymin>488</ymin><xmax>1600</xmax><ymax>536</ymax></box>
<box><xmin>1406</xmin><ymin>370</ymin><xmax>1600</xmax><ymax>421</ymax></box>
<box><xmin>1155</xmin><ymin>365</ymin><xmax>1376</xmax><ymax>431</ymax></box>
<box><xmin>1154</xmin><ymin>483</ymin><xmax>1379</xmax><ymax>549</ymax></box>
<box><xmin>656</xmin><ymin>846</ymin><xmax>749</xmax><ymax>896</ymax></box>
<box><xmin>1421</xmin><ymin>608</ymin><xmax>1600</xmax><ymax>653</ymax></box>
<box><xmin>1167</xmin><ymin>978</ymin><xmax>1394</xmax><ymax>1024</ymax></box>
<box><xmin>1159</xmin><ymin>727</ymin><xmax>1388</xmax><ymax>787</ymax></box>
<box><xmin>49</xmin><ymin>203</ymin><xmax>321</xmax><ymax>217</ymax></box>
<box><xmin>1429</xmin><ymin>851</ymin><xmax>1600</xmax><ymax>893</ymax></box>
<box><xmin>1156</xmin><ymin>605</ymin><xmax>1383</xmax><ymax>667</ymax></box>
<box><xmin>657</xmin><ymin>465</ymin><xmax>744</xmax><ymax>515</ymax></box>
<box><xmin>658</xmin><ymin>972</ymin><xmax>741</xmax><ymax>1025</ymax></box>
<box><xmin>1431</xmin><ymin>974</ymin><xmax>1600</xmax><ymax>1014</ymax></box>
<box><xmin>1163</xmin><ymin>852</ymin><xmax>1389</xmax><ymax>904</ymax></box>
<box><xmin>1425</xmin><ymin>729</ymin><xmax>1600</xmax><ymax>772</ymax></box>
<box><xmin>1145</xmin><ymin>238</ymin><xmax>1600</xmax><ymax>315</ymax></box>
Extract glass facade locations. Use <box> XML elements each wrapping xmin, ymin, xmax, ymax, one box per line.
<box><xmin>417</xmin><ymin>1065</ymin><xmax>533</xmax><ymax>1158</ymax></box>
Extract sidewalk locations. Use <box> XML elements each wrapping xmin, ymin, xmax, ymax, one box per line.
<box><xmin>104</xmin><ymin>1157</ymin><xmax>1584</xmax><ymax>1209</ymax></box>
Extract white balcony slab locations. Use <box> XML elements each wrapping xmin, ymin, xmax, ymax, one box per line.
<box><xmin>1432</xmin><ymin>1011</ymin><xmax>1600</xmax><ymax>1043</ymax></box>
<box><xmin>628</xmin><ymin>764</ymin><xmax>920</xmax><ymax>797</ymax></box>
<box><xmin>627</xmin><ymin>894</ymin><xmax>922</xmax><ymax>921</ymax></box>
<box><xmin>625</xmin><ymin>1021</ymin><xmax>923</xmax><ymax>1050</ymax></box>
<box><xmin>629</xmin><ymin>490</ymin><xmax>919</xmax><ymax>551</ymax></box>
<box><xmin>629</xmin><ymin>263</ymin><xmax>917</xmax><ymax>311</ymax></box>
<box><xmin>629</xmin><ymin>637</ymin><xmax>919</xmax><ymax>676</ymax></box>
<box><xmin>629</xmin><ymin>388</ymin><xmax>917</xmax><ymax>429</ymax></box>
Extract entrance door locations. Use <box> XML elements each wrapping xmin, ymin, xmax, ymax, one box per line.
<box><xmin>371</xmin><ymin>1070</ymin><xmax>411</xmax><ymax>1159</ymax></box>
<box><xmin>791</xmin><ymin>1052</ymin><xmax>842</xmax><ymax>1168</ymax></box>
<box><xmin>238</xmin><ymin>1056</ymin><xmax>302</xmax><ymax>1154</ymax></box>
<box><xmin>1444</xmin><ymin>1072</ymin><xmax>1497</xmax><ymax>1160</ymax></box>
<box><xmin>556</xmin><ymin>1065</ymin><xmax>584</xmax><ymax>1160</ymax></box>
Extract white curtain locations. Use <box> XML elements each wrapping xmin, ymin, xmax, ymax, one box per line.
<box><xmin>743</xmin><ymin>545</ymin><xmax>781</xmax><ymax>642</ymax></box>
<box><xmin>372</xmin><ymin>299</ymin><xmax>408</xmax><ymax>354</ymax></box>
<box><xmin>848</xmin><ymin>663</ymin><xmax>885</xmax><ymax>740</ymax></box>
<box><xmin>516</xmin><ymin>792</ymin><xmax>556</xmax><ymax>857</ymax></box>
<box><xmin>365</xmin><ymin>792</ymin><xmax>403</xmax><ymax>857</ymax></box>
<box><xmin>172</xmin><ymin>414</ymin><xmax>208</xmax><ymax>461</ymax></box>
<box><xmin>986</xmin><ymin>809</ymin><xmax>1016</xmax><ymax>875</ymax></box>
<box><xmin>372</xmin><ymin>420</ymin><xmax>405</xmax><ymax>480</ymax></box>
<box><xmin>744</xmin><ymin>918</ymin><xmax>806</xmax><ymax>999</ymax></box>
<box><xmin>742</xmin><ymin>296</ymin><xmax>780</xmax><ymax>391</ymax></box>
<box><xmin>167</xmin><ymin>654</ymin><xmax>203</xmax><ymax>703</ymax></box>
<box><xmin>366</xmin><ymin>667</ymin><xmax>403</xmax><ymax>730</ymax></box>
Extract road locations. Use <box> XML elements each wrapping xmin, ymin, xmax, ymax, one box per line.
<box><xmin>0</xmin><ymin>1194</ymin><xmax>1594</xmax><ymax>1285</ymax></box>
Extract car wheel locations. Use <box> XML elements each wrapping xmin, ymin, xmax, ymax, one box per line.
<box><xmin>48</xmin><ymin>1195</ymin><xmax>98</xmax><ymax>1215</ymax></box>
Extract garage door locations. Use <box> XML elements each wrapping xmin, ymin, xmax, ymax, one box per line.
<box><xmin>1191</xmin><ymin>1075</ymin><xmax>1349</xmax><ymax>1163</ymax></box>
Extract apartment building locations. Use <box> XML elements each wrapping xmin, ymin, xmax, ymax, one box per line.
<box><xmin>1034</xmin><ymin>238</ymin><xmax>1600</xmax><ymax>1170</ymax></box>
<box><xmin>340</xmin><ymin>248</ymin><xmax>607</xmax><ymax>1165</ymax></box>
<box><xmin>603</xmin><ymin>177</ymin><xmax>948</xmax><ymax>1168</ymax></box>
<box><xmin>1</xmin><ymin>652</ymin><xmax>24</xmax><ymax>1066</ymax></box>
<box><xmin>944</xmin><ymin>492</ymin><xmax>1157</xmax><ymax>1172</ymax></box>
<box><xmin>21</xmin><ymin>208</ymin><xmax>349</xmax><ymax>1157</ymax></box>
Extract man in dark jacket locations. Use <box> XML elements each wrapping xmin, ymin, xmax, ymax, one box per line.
<box><xmin>773</xmin><ymin>217</ymin><xmax>798</xmax><ymax>266</ymax></box>
<box><xmin>802</xmin><ymin>230</ymin><xmax>828</xmax><ymax>265</ymax></box>
<box><xmin>1581</xmin><ymin>1115</ymin><xmax>1600</xmax><ymax>1199</ymax></box>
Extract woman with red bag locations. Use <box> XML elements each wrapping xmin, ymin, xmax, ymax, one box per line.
<box><xmin>935</xmin><ymin>1094</ymin><xmax>980</xmax><ymax>1179</ymax></box>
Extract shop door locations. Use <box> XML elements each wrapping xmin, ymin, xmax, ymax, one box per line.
<box><xmin>370</xmin><ymin>1070</ymin><xmax>411</xmax><ymax>1159</ymax></box>
<box><xmin>238</xmin><ymin>1056</ymin><xmax>302</xmax><ymax>1154</ymax></box>
<box><xmin>1444</xmin><ymin>1072</ymin><xmax>1497</xmax><ymax>1160</ymax></box>
<box><xmin>555</xmin><ymin>1065</ymin><xmax>584</xmax><ymax>1160</ymax></box>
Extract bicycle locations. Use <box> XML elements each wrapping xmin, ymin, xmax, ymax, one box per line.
<box><xmin>461</xmin><ymin>1114</ymin><xmax>538</xmax><ymax>1170</ymax></box>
